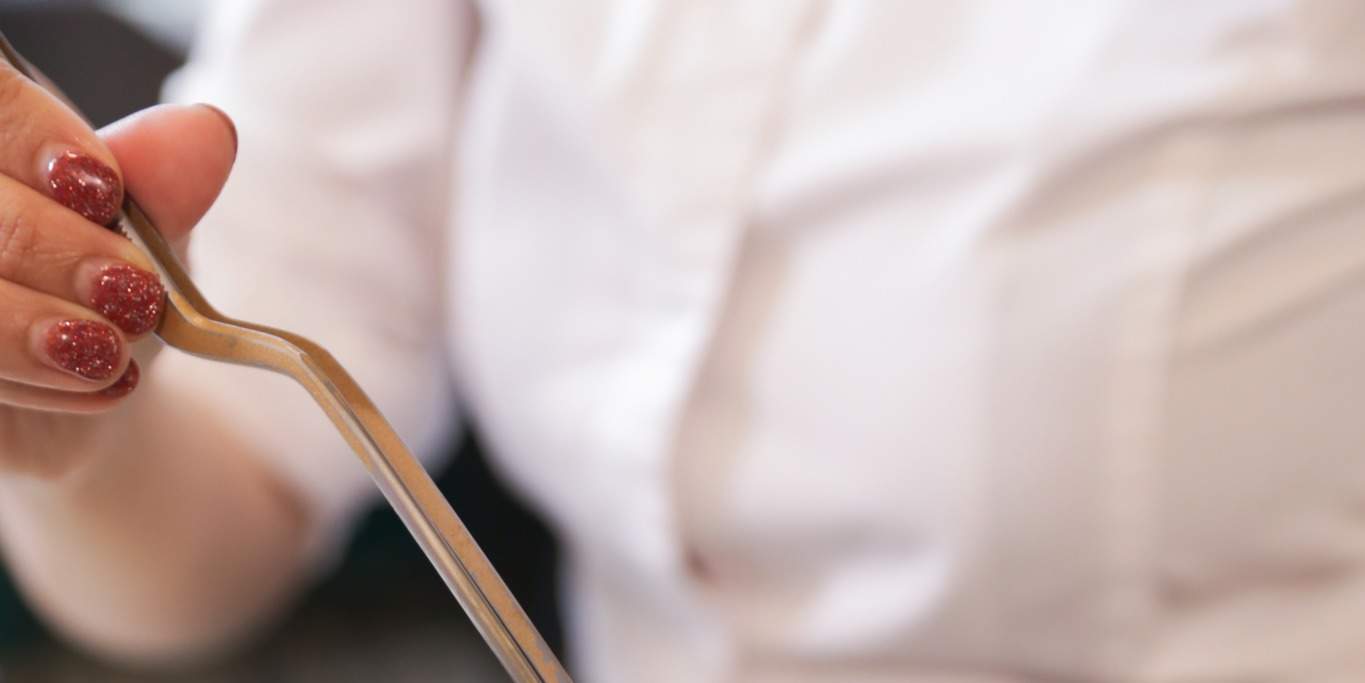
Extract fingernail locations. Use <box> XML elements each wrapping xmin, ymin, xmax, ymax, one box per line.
<box><xmin>47</xmin><ymin>150</ymin><xmax>122</xmax><ymax>227</ymax></box>
<box><xmin>42</xmin><ymin>319</ymin><xmax>122</xmax><ymax>381</ymax></box>
<box><xmin>88</xmin><ymin>263</ymin><xmax>165</xmax><ymax>335</ymax></box>
<box><xmin>99</xmin><ymin>359</ymin><xmax>139</xmax><ymax>398</ymax></box>
<box><xmin>198</xmin><ymin>103</ymin><xmax>237</xmax><ymax>157</ymax></box>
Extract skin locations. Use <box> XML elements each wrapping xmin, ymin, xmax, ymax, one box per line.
<box><xmin>0</xmin><ymin>61</ymin><xmax>311</xmax><ymax>665</ymax></box>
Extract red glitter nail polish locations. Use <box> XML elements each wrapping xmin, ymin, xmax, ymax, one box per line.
<box><xmin>90</xmin><ymin>264</ymin><xmax>165</xmax><ymax>335</ymax></box>
<box><xmin>99</xmin><ymin>359</ymin><xmax>139</xmax><ymax>398</ymax></box>
<box><xmin>44</xmin><ymin>319</ymin><xmax>121</xmax><ymax>381</ymax></box>
<box><xmin>47</xmin><ymin>151</ymin><xmax>122</xmax><ymax>226</ymax></box>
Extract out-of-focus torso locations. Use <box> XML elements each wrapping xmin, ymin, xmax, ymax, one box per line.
<box><xmin>451</xmin><ymin>3</ymin><xmax>1365</xmax><ymax>680</ymax></box>
<box><xmin>171</xmin><ymin>2</ymin><xmax>1365</xmax><ymax>680</ymax></box>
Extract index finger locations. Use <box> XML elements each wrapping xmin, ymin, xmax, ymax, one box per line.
<box><xmin>0</xmin><ymin>58</ymin><xmax>123</xmax><ymax>226</ymax></box>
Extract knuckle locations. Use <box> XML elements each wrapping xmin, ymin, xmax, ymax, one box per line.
<box><xmin>0</xmin><ymin>70</ymin><xmax>32</xmax><ymax>153</ymax></box>
<box><xmin>0</xmin><ymin>64</ymin><xmax>28</xmax><ymax>111</ymax></box>
<box><xmin>0</xmin><ymin>201</ymin><xmax>40</xmax><ymax>273</ymax></box>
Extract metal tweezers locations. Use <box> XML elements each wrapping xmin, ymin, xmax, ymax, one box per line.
<box><xmin>0</xmin><ymin>32</ymin><xmax>571</xmax><ymax>683</ymax></box>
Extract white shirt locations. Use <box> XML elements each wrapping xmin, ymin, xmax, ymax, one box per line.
<box><xmin>157</xmin><ymin>1</ymin><xmax>1365</xmax><ymax>681</ymax></box>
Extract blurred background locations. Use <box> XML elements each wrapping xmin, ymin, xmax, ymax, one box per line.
<box><xmin>0</xmin><ymin>2</ymin><xmax>562</xmax><ymax>680</ymax></box>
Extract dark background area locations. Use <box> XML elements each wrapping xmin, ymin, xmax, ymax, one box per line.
<box><xmin>0</xmin><ymin>4</ymin><xmax>562</xmax><ymax>680</ymax></box>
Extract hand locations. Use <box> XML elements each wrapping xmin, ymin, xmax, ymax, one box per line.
<box><xmin>0</xmin><ymin>60</ymin><xmax>236</xmax><ymax>478</ymax></box>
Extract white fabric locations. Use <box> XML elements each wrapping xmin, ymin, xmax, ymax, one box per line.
<box><xmin>159</xmin><ymin>1</ymin><xmax>1365</xmax><ymax>681</ymax></box>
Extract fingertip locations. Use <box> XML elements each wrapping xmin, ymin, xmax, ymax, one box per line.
<box><xmin>99</xmin><ymin>103</ymin><xmax>237</xmax><ymax>242</ymax></box>
<box><xmin>98</xmin><ymin>358</ymin><xmax>139</xmax><ymax>399</ymax></box>
<box><xmin>43</xmin><ymin>148</ymin><xmax>124</xmax><ymax>227</ymax></box>
<box><xmin>32</xmin><ymin>317</ymin><xmax>127</xmax><ymax>384</ymax></box>
<box><xmin>75</xmin><ymin>259</ymin><xmax>167</xmax><ymax>338</ymax></box>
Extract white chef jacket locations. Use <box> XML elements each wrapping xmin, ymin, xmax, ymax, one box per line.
<box><xmin>154</xmin><ymin>1</ymin><xmax>1365</xmax><ymax>681</ymax></box>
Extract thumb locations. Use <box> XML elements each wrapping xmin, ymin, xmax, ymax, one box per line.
<box><xmin>99</xmin><ymin>103</ymin><xmax>237</xmax><ymax>251</ymax></box>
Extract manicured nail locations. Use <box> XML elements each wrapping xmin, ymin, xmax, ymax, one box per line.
<box><xmin>88</xmin><ymin>263</ymin><xmax>165</xmax><ymax>335</ymax></box>
<box><xmin>99</xmin><ymin>359</ymin><xmax>139</xmax><ymax>398</ymax></box>
<box><xmin>47</xmin><ymin>150</ymin><xmax>122</xmax><ymax>226</ymax></box>
<box><xmin>42</xmin><ymin>319</ymin><xmax>122</xmax><ymax>381</ymax></box>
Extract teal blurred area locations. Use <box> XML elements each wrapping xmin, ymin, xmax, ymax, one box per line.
<box><xmin>0</xmin><ymin>568</ymin><xmax>40</xmax><ymax>652</ymax></box>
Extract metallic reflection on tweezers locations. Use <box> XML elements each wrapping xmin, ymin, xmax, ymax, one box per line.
<box><xmin>0</xmin><ymin>33</ymin><xmax>571</xmax><ymax>683</ymax></box>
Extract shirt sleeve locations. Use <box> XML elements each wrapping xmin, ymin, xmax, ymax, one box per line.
<box><xmin>150</xmin><ymin>0</ymin><xmax>477</xmax><ymax>568</ymax></box>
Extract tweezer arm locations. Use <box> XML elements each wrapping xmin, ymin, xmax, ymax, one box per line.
<box><xmin>120</xmin><ymin>199</ymin><xmax>571</xmax><ymax>683</ymax></box>
<box><xmin>0</xmin><ymin>31</ymin><xmax>570</xmax><ymax>683</ymax></box>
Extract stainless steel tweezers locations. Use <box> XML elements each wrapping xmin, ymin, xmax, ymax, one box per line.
<box><xmin>0</xmin><ymin>32</ymin><xmax>571</xmax><ymax>683</ymax></box>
